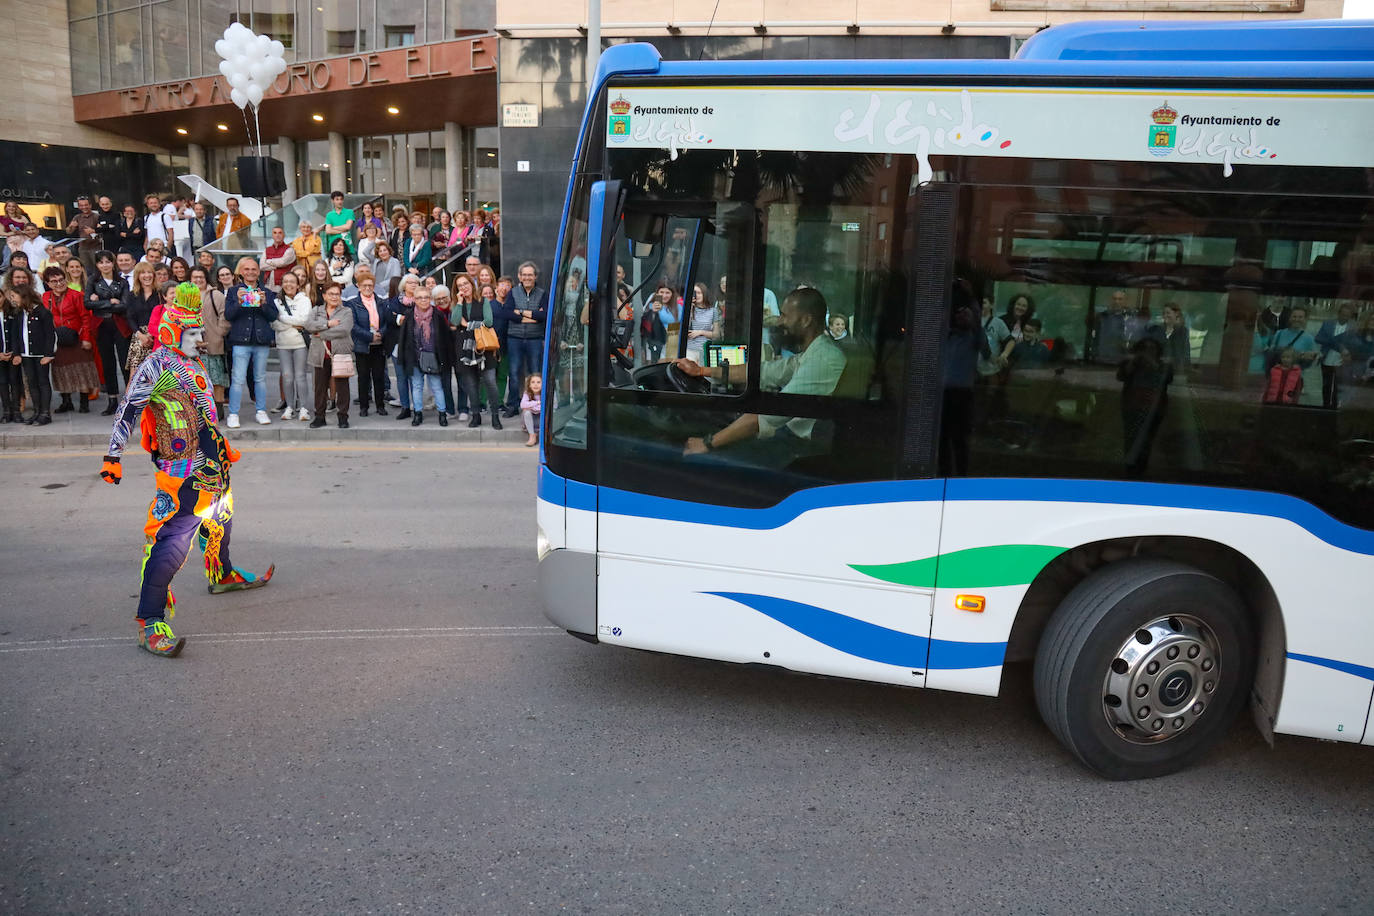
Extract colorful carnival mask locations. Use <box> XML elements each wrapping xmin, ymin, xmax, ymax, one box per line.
<box><xmin>158</xmin><ymin>283</ymin><xmax>206</xmax><ymax>356</ymax></box>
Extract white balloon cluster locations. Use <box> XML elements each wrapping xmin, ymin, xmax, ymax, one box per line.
<box><xmin>214</xmin><ymin>22</ymin><xmax>287</xmax><ymax>111</ymax></box>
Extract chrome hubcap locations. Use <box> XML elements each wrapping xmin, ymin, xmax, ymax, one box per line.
<box><xmin>1102</xmin><ymin>615</ymin><xmax>1220</xmax><ymax>745</ymax></box>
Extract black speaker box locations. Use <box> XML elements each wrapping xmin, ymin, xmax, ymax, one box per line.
<box><xmin>236</xmin><ymin>156</ymin><xmax>287</xmax><ymax>198</ymax></box>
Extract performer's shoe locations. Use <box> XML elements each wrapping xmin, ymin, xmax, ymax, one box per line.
<box><xmin>137</xmin><ymin>618</ymin><xmax>185</xmax><ymax>658</ymax></box>
<box><xmin>208</xmin><ymin>564</ymin><xmax>275</xmax><ymax>595</ymax></box>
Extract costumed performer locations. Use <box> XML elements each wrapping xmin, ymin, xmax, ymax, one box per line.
<box><xmin>99</xmin><ymin>282</ymin><xmax>274</xmax><ymax>658</ymax></box>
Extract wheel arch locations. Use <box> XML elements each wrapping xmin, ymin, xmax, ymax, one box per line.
<box><xmin>1003</xmin><ymin>536</ymin><xmax>1286</xmax><ymax>742</ymax></box>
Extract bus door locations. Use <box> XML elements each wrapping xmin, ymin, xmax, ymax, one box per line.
<box><xmin>589</xmin><ymin>191</ymin><xmax>942</xmax><ymax>689</ymax></box>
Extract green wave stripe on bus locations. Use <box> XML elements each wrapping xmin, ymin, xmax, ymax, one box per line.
<box><xmin>851</xmin><ymin>544</ymin><xmax>1067</xmax><ymax>588</ymax></box>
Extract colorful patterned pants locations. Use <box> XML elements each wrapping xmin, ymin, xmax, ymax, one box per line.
<box><xmin>138</xmin><ymin>471</ymin><xmax>233</xmax><ymax>621</ymax></box>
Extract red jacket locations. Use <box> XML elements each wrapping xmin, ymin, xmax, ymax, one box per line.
<box><xmin>1263</xmin><ymin>365</ymin><xmax>1303</xmax><ymax>405</ymax></box>
<box><xmin>45</xmin><ymin>289</ymin><xmax>94</xmax><ymax>343</ymax></box>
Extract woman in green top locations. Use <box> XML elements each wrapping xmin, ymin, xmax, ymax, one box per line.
<box><xmin>322</xmin><ymin>191</ymin><xmax>355</xmax><ymax>256</ymax></box>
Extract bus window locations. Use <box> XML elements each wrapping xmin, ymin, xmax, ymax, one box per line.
<box><xmin>598</xmin><ymin>149</ymin><xmax>910</xmax><ymax>508</ymax></box>
<box><xmin>949</xmin><ymin>163</ymin><xmax>1374</xmax><ymax>531</ymax></box>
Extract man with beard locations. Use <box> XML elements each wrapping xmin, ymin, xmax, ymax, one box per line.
<box><xmin>674</xmin><ymin>286</ymin><xmax>846</xmax><ymax>468</ymax></box>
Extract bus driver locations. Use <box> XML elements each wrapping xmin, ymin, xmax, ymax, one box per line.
<box><xmin>674</xmin><ymin>286</ymin><xmax>846</xmax><ymax>466</ymax></box>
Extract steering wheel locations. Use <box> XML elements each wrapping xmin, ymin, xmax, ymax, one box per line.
<box><xmin>665</xmin><ymin>361</ymin><xmax>712</xmax><ymax>395</ymax></box>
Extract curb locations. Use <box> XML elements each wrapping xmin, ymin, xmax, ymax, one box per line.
<box><xmin>1</xmin><ymin>426</ymin><xmax>529</xmax><ymax>450</ymax></box>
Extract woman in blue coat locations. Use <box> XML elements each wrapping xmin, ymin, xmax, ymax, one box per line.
<box><xmin>401</xmin><ymin>223</ymin><xmax>432</xmax><ymax>278</ymax></box>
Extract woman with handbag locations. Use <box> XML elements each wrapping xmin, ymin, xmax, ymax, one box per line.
<box><xmin>397</xmin><ymin>285</ymin><xmax>452</xmax><ymax>427</ymax></box>
<box><xmin>43</xmin><ymin>265</ymin><xmax>100</xmax><ymax>413</ymax></box>
<box><xmin>304</xmin><ymin>281</ymin><xmax>354</xmax><ymax>429</ymax></box>
<box><xmin>86</xmin><ymin>251</ymin><xmax>132</xmax><ymax>413</ymax></box>
<box><xmin>454</xmin><ymin>285</ymin><xmax>503</xmax><ymax>430</ymax></box>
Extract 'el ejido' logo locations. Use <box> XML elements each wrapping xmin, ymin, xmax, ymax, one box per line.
<box><xmin>608</xmin><ymin>95</ymin><xmax>631</xmax><ymax>141</ymax></box>
<box><xmin>1148</xmin><ymin>101</ymin><xmax>1177</xmax><ymax>157</ymax></box>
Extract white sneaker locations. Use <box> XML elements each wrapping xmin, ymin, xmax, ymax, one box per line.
<box><xmin>281</xmin><ymin>407</ymin><xmax>294</xmax><ymax>421</ymax></box>
<box><xmin>298</xmin><ymin>409</ymin><xmax>311</xmax><ymax>422</ymax></box>
<box><xmin>255</xmin><ymin>410</ymin><xmax>271</xmax><ymax>425</ymax></box>
<box><xmin>227</xmin><ymin>414</ymin><xmax>240</xmax><ymax>429</ymax></box>
<box><xmin>388</xmin><ymin>398</ymin><xmax>402</xmax><ymax>407</ymax></box>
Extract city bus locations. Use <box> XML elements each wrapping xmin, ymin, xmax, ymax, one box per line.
<box><xmin>535</xmin><ymin>19</ymin><xmax>1374</xmax><ymax>779</ymax></box>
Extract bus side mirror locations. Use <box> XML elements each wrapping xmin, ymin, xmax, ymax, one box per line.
<box><xmin>586</xmin><ymin>179</ymin><xmax>625</xmax><ymax>294</ymax></box>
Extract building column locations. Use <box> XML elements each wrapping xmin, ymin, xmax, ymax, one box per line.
<box><xmin>277</xmin><ymin>136</ymin><xmax>297</xmax><ymax>204</ymax></box>
<box><xmin>328</xmin><ymin>131</ymin><xmax>346</xmax><ymax>194</ymax></box>
<box><xmin>444</xmin><ymin>121</ymin><xmax>464</xmax><ymax>212</ymax></box>
<box><xmin>187</xmin><ymin>143</ymin><xmax>207</xmax><ymax>180</ymax></box>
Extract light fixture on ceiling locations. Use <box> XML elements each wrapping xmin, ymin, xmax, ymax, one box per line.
<box><xmin>312</xmin><ymin>113</ymin><xmax>324</xmax><ymax>122</ymax></box>
<box><xmin>176</xmin><ymin>127</ymin><xmax>188</xmax><ymax>135</ymax></box>
<box><xmin>216</xmin><ymin>124</ymin><xmax>229</xmax><ymax>131</ymax></box>
<box><xmin>386</xmin><ymin>106</ymin><xmax>400</xmax><ymax>115</ymax></box>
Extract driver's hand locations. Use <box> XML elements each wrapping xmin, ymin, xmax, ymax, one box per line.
<box><xmin>683</xmin><ymin>437</ymin><xmax>708</xmax><ymax>457</ymax></box>
<box><xmin>673</xmin><ymin>358</ymin><xmax>706</xmax><ymax>377</ymax></box>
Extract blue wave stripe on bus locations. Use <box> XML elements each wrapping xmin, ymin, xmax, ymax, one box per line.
<box><xmin>543</xmin><ymin>469</ymin><xmax>1374</xmax><ymax>555</ymax></box>
<box><xmin>596</xmin><ymin>479</ymin><xmax>944</xmax><ymax>529</ymax></box>
<box><xmin>705</xmin><ymin>591</ymin><xmax>1006</xmax><ymax>671</ymax></box>
<box><xmin>944</xmin><ymin>478</ymin><xmax>1374</xmax><ymax>556</ymax></box>
<box><xmin>1287</xmin><ymin>652</ymin><xmax>1374</xmax><ymax>682</ymax></box>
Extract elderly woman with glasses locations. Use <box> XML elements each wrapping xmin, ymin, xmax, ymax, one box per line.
<box><xmin>291</xmin><ymin>219</ymin><xmax>322</xmax><ymax>274</ymax></box>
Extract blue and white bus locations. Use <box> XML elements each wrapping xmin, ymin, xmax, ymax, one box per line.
<box><xmin>536</xmin><ymin>19</ymin><xmax>1374</xmax><ymax>778</ymax></box>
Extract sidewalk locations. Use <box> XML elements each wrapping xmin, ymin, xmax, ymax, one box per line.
<box><xmin>1</xmin><ymin>391</ymin><xmax>528</xmax><ymax>450</ymax></box>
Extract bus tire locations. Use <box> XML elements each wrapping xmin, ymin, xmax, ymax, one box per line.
<box><xmin>1033</xmin><ymin>558</ymin><xmax>1254</xmax><ymax>780</ymax></box>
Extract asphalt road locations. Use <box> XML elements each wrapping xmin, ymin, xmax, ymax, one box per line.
<box><xmin>1</xmin><ymin>444</ymin><xmax>1370</xmax><ymax>915</ymax></box>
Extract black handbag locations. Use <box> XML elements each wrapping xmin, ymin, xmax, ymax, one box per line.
<box><xmin>56</xmin><ymin>326</ymin><xmax>80</xmax><ymax>347</ymax></box>
<box><xmin>419</xmin><ymin>349</ymin><xmax>441</xmax><ymax>375</ymax></box>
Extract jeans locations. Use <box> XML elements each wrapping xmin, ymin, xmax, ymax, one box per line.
<box><xmin>459</xmin><ymin>362</ymin><xmax>500</xmax><ymax>416</ymax></box>
<box><xmin>356</xmin><ymin>345</ymin><xmax>387</xmax><ymax>410</ymax></box>
<box><xmin>278</xmin><ymin>346</ymin><xmax>310</xmax><ymax>411</ymax></box>
<box><xmin>521</xmin><ymin>408</ymin><xmax>539</xmax><ymax>436</ymax></box>
<box><xmin>391</xmin><ymin>354</ymin><xmax>410</xmax><ymax>408</ymax></box>
<box><xmin>228</xmin><ymin>344</ymin><xmax>270</xmax><ymax>416</ymax></box>
<box><xmin>96</xmin><ymin>318</ymin><xmax>130</xmax><ymax>395</ymax></box>
<box><xmin>409</xmin><ymin>368</ymin><xmax>448</xmax><ymax>414</ymax></box>
<box><xmin>506</xmin><ymin>335</ymin><xmax>543</xmax><ymax>412</ymax></box>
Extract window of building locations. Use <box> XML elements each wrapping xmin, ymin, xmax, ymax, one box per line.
<box><xmin>326</xmin><ymin>29</ymin><xmax>358</xmax><ymax>54</ymax></box>
<box><xmin>414</xmin><ymin>147</ymin><xmax>445</xmax><ymax>170</ymax></box>
<box><xmin>384</xmin><ymin>25</ymin><xmax>415</xmax><ymax>47</ymax></box>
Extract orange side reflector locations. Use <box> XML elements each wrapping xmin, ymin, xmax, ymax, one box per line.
<box><xmin>954</xmin><ymin>594</ymin><xmax>986</xmax><ymax>613</ymax></box>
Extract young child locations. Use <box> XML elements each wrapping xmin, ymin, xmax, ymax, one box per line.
<box><xmin>1263</xmin><ymin>347</ymin><xmax>1304</xmax><ymax>405</ymax></box>
<box><xmin>520</xmin><ymin>372</ymin><xmax>542</xmax><ymax>447</ymax></box>
<box><xmin>1010</xmin><ymin>318</ymin><xmax>1051</xmax><ymax>367</ymax></box>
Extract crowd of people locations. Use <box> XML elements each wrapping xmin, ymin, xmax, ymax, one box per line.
<box><xmin>0</xmin><ymin>193</ymin><xmax>543</xmax><ymax>444</ymax></box>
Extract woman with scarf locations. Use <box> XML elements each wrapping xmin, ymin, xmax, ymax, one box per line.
<box><xmin>397</xmin><ymin>284</ymin><xmax>452</xmax><ymax>426</ymax></box>
<box><xmin>454</xmin><ymin>279</ymin><xmax>503</xmax><ymax>429</ymax></box>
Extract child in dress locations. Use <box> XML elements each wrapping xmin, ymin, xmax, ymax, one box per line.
<box><xmin>521</xmin><ymin>372</ymin><xmax>542</xmax><ymax>447</ymax></box>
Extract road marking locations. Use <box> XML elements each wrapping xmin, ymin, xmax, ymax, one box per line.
<box><xmin>0</xmin><ymin>444</ymin><xmax>536</xmax><ymax>460</ymax></box>
<box><xmin>0</xmin><ymin>624</ymin><xmax>563</xmax><ymax>653</ymax></box>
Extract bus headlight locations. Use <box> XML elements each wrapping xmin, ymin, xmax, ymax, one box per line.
<box><xmin>536</xmin><ymin>526</ymin><xmax>551</xmax><ymax>562</ymax></box>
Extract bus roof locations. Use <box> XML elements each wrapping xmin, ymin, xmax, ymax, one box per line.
<box><xmin>1016</xmin><ymin>18</ymin><xmax>1374</xmax><ymax>62</ymax></box>
<box><xmin>593</xmin><ymin>19</ymin><xmax>1374</xmax><ymax>85</ymax></box>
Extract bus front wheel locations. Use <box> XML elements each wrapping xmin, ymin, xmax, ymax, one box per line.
<box><xmin>1033</xmin><ymin>558</ymin><xmax>1255</xmax><ymax>780</ymax></box>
